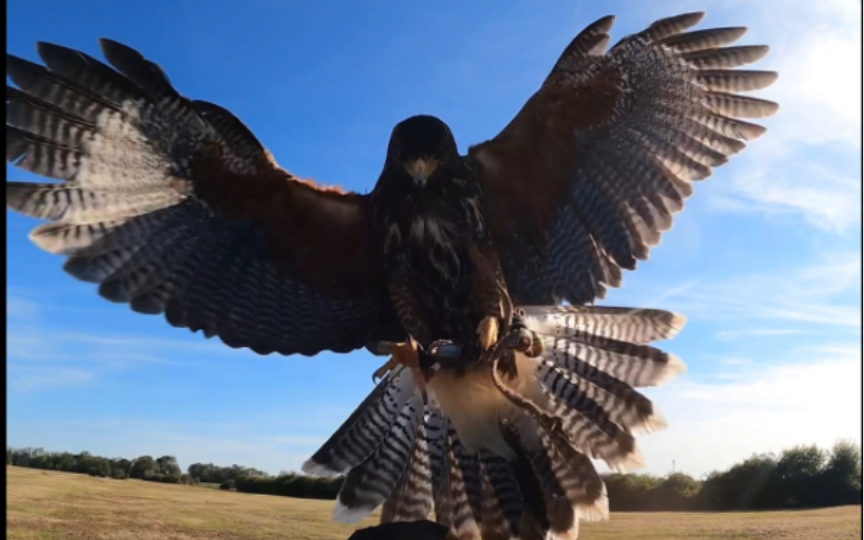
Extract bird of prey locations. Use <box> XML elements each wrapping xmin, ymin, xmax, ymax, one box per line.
<box><xmin>6</xmin><ymin>10</ymin><xmax>777</xmax><ymax>540</ymax></box>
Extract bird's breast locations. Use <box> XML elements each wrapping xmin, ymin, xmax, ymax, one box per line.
<box><xmin>428</xmin><ymin>352</ymin><xmax>550</xmax><ymax>458</ymax></box>
<box><xmin>385</xmin><ymin>212</ymin><xmax>464</xmax><ymax>280</ymax></box>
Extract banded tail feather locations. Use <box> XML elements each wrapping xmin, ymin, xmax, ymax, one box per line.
<box><xmin>305</xmin><ymin>304</ymin><xmax>686</xmax><ymax>538</ymax></box>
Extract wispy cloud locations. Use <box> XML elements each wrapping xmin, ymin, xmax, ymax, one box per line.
<box><xmin>637</xmin><ymin>342</ymin><xmax>862</xmax><ymax>477</ymax></box>
<box><xmin>6</xmin><ymin>294</ymin><xmax>39</xmax><ymax>319</ymax></box>
<box><xmin>703</xmin><ymin>0</ymin><xmax>862</xmax><ymax>232</ymax></box>
<box><xmin>626</xmin><ymin>253</ymin><xmax>861</xmax><ymax>329</ymax></box>
<box><xmin>6</xmin><ymin>291</ymin><xmax>245</xmax><ymax>393</ymax></box>
<box><xmin>7</xmin><ymin>365</ymin><xmax>97</xmax><ymax>393</ymax></box>
<box><xmin>714</xmin><ymin>328</ymin><xmax>815</xmax><ymax>341</ymax></box>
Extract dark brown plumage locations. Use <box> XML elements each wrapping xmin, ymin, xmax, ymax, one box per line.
<box><xmin>6</xmin><ymin>11</ymin><xmax>779</xmax><ymax>540</ymax></box>
<box><xmin>370</xmin><ymin>115</ymin><xmax>509</xmax><ymax>357</ymax></box>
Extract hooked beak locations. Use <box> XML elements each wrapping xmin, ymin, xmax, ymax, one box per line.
<box><xmin>404</xmin><ymin>158</ymin><xmax>439</xmax><ymax>185</ymax></box>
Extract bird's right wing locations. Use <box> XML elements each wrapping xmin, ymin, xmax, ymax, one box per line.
<box><xmin>6</xmin><ymin>39</ymin><xmax>404</xmax><ymax>356</ymax></box>
<box><xmin>471</xmin><ymin>13</ymin><xmax>778</xmax><ymax>306</ymax></box>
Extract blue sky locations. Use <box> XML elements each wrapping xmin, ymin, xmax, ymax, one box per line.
<box><xmin>7</xmin><ymin>0</ymin><xmax>861</xmax><ymax>478</ymax></box>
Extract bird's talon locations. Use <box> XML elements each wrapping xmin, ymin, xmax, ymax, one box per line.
<box><xmin>477</xmin><ymin>316</ymin><xmax>500</xmax><ymax>350</ymax></box>
<box><xmin>371</xmin><ymin>357</ymin><xmax>398</xmax><ymax>383</ymax></box>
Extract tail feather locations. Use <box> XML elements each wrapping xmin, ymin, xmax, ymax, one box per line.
<box><xmin>518</xmin><ymin>305</ymin><xmax>687</xmax><ymax>345</ymax></box>
<box><xmin>541</xmin><ymin>381</ymin><xmax>645</xmax><ymax>472</ymax></box>
<box><xmin>303</xmin><ymin>366</ymin><xmax>418</xmax><ymax>477</ymax></box>
<box><xmin>537</xmin><ymin>359</ymin><xmax>668</xmax><ymax>435</ymax></box>
<box><xmin>424</xmin><ymin>410</ymin><xmax>449</xmax><ymax>508</ymax></box>
<box><xmin>480</xmin><ymin>453</ymin><xmax>523</xmax><ymax>537</ymax></box>
<box><xmin>443</xmin><ymin>429</ymin><xmax>483</xmax><ymax>539</ymax></box>
<box><xmin>380</xmin><ymin>418</ymin><xmax>434</xmax><ymax>523</ymax></box>
<box><xmin>306</xmin><ymin>305</ymin><xmax>686</xmax><ymax>537</ymax></box>
<box><xmin>477</xmin><ymin>454</ymin><xmax>519</xmax><ymax>540</ymax></box>
<box><xmin>502</xmin><ymin>421</ymin><xmax>608</xmax><ymax>540</ymax></box>
<box><xmin>541</xmin><ymin>429</ymin><xmax>609</xmax><ymax>525</ymax></box>
<box><xmin>332</xmin><ymin>392</ymin><xmax>424</xmax><ymax>524</ymax></box>
<box><xmin>544</xmin><ymin>331</ymin><xmax>686</xmax><ymax>387</ymax></box>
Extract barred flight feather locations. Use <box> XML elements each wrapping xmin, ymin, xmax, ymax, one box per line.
<box><xmin>7</xmin><ymin>37</ymin><xmax>404</xmax><ymax>358</ymax></box>
<box><xmin>306</xmin><ymin>303</ymin><xmax>685</xmax><ymax>538</ymax></box>
<box><xmin>333</xmin><ymin>393</ymin><xmax>425</xmax><ymax>523</ymax></box>
<box><xmin>473</xmin><ymin>12</ymin><xmax>778</xmax><ymax>308</ymax></box>
<box><xmin>302</xmin><ymin>366</ymin><xmax>418</xmax><ymax>478</ymax></box>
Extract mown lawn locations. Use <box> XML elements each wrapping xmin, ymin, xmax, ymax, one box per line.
<box><xmin>6</xmin><ymin>466</ymin><xmax>861</xmax><ymax>540</ymax></box>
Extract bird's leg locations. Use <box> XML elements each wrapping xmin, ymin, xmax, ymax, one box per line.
<box><xmin>467</xmin><ymin>243</ymin><xmax>513</xmax><ymax>352</ymax></box>
<box><xmin>371</xmin><ymin>339</ymin><xmax>429</xmax><ymax>404</ymax></box>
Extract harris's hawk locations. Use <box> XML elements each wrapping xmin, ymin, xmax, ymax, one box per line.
<box><xmin>6</xmin><ymin>12</ymin><xmax>777</xmax><ymax>539</ymax></box>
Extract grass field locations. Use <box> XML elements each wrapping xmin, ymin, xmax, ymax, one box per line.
<box><xmin>6</xmin><ymin>466</ymin><xmax>861</xmax><ymax>540</ymax></box>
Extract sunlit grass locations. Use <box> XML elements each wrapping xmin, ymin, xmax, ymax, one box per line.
<box><xmin>6</xmin><ymin>466</ymin><xmax>861</xmax><ymax>540</ymax></box>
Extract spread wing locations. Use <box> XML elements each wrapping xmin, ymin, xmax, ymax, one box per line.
<box><xmin>470</xmin><ymin>12</ymin><xmax>779</xmax><ymax>305</ymax></box>
<box><xmin>6</xmin><ymin>39</ymin><xmax>404</xmax><ymax>356</ymax></box>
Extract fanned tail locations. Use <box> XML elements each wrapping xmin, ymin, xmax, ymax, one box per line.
<box><xmin>305</xmin><ymin>303</ymin><xmax>686</xmax><ymax>539</ymax></box>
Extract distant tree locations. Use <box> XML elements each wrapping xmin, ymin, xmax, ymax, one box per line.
<box><xmin>187</xmin><ymin>463</ymin><xmax>204</xmax><ymax>480</ymax></box>
<box><xmin>180</xmin><ymin>473</ymin><xmax>199</xmax><ymax>485</ymax></box>
<box><xmin>649</xmin><ymin>473</ymin><xmax>701</xmax><ymax>511</ymax></box>
<box><xmin>774</xmin><ymin>445</ymin><xmax>826</xmax><ymax>508</ymax></box>
<box><xmin>87</xmin><ymin>457</ymin><xmax>111</xmax><ymax>478</ymax></box>
<box><xmin>53</xmin><ymin>452</ymin><xmax>76</xmax><ymax>472</ymax></box>
<box><xmin>73</xmin><ymin>451</ymin><xmax>93</xmax><ymax>474</ymax></box>
<box><xmin>156</xmin><ymin>455</ymin><xmax>182</xmax><ymax>481</ymax></box>
<box><xmin>812</xmin><ymin>440</ymin><xmax>862</xmax><ymax>507</ymax></box>
<box><xmin>130</xmin><ymin>456</ymin><xmax>157</xmax><ymax>480</ymax></box>
<box><xmin>700</xmin><ymin>453</ymin><xmax>778</xmax><ymax>510</ymax></box>
<box><xmin>605</xmin><ymin>473</ymin><xmax>663</xmax><ymax>511</ymax></box>
<box><xmin>220</xmin><ymin>479</ymin><xmax>236</xmax><ymax>491</ymax></box>
<box><xmin>7</xmin><ymin>441</ymin><xmax>854</xmax><ymax>510</ymax></box>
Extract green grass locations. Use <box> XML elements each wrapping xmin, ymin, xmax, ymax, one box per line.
<box><xmin>6</xmin><ymin>466</ymin><xmax>861</xmax><ymax>540</ymax></box>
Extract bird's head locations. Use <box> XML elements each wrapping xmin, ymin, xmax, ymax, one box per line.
<box><xmin>386</xmin><ymin>115</ymin><xmax>459</xmax><ymax>188</ymax></box>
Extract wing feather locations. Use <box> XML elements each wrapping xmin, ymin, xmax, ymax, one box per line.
<box><xmin>6</xmin><ymin>39</ymin><xmax>403</xmax><ymax>356</ymax></box>
<box><xmin>471</xmin><ymin>12</ymin><xmax>778</xmax><ymax>305</ymax></box>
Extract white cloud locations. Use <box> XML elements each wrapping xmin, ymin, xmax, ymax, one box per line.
<box><xmin>638</xmin><ymin>343</ymin><xmax>861</xmax><ymax>478</ymax></box>
<box><xmin>709</xmin><ymin>0</ymin><xmax>861</xmax><ymax>232</ymax></box>
<box><xmin>711</xmin><ymin>164</ymin><xmax>861</xmax><ymax>233</ymax></box>
<box><xmin>626</xmin><ymin>253</ymin><xmax>861</xmax><ymax>329</ymax></box>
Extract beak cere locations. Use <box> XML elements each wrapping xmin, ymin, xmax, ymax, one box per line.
<box><xmin>405</xmin><ymin>158</ymin><xmax>438</xmax><ymax>185</ymax></box>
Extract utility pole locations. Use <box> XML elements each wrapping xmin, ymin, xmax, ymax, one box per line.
<box><xmin>672</xmin><ymin>459</ymin><xmax>675</xmax><ymax>474</ymax></box>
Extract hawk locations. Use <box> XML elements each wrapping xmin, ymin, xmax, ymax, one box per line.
<box><xmin>6</xmin><ymin>11</ymin><xmax>777</xmax><ymax>540</ymax></box>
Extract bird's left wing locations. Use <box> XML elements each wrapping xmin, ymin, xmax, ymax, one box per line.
<box><xmin>6</xmin><ymin>39</ymin><xmax>404</xmax><ymax>356</ymax></box>
<box><xmin>470</xmin><ymin>12</ymin><xmax>779</xmax><ymax>305</ymax></box>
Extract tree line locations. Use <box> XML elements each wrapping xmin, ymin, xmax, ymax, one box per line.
<box><xmin>7</xmin><ymin>440</ymin><xmax>861</xmax><ymax>511</ymax></box>
<box><xmin>605</xmin><ymin>441</ymin><xmax>861</xmax><ymax>511</ymax></box>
